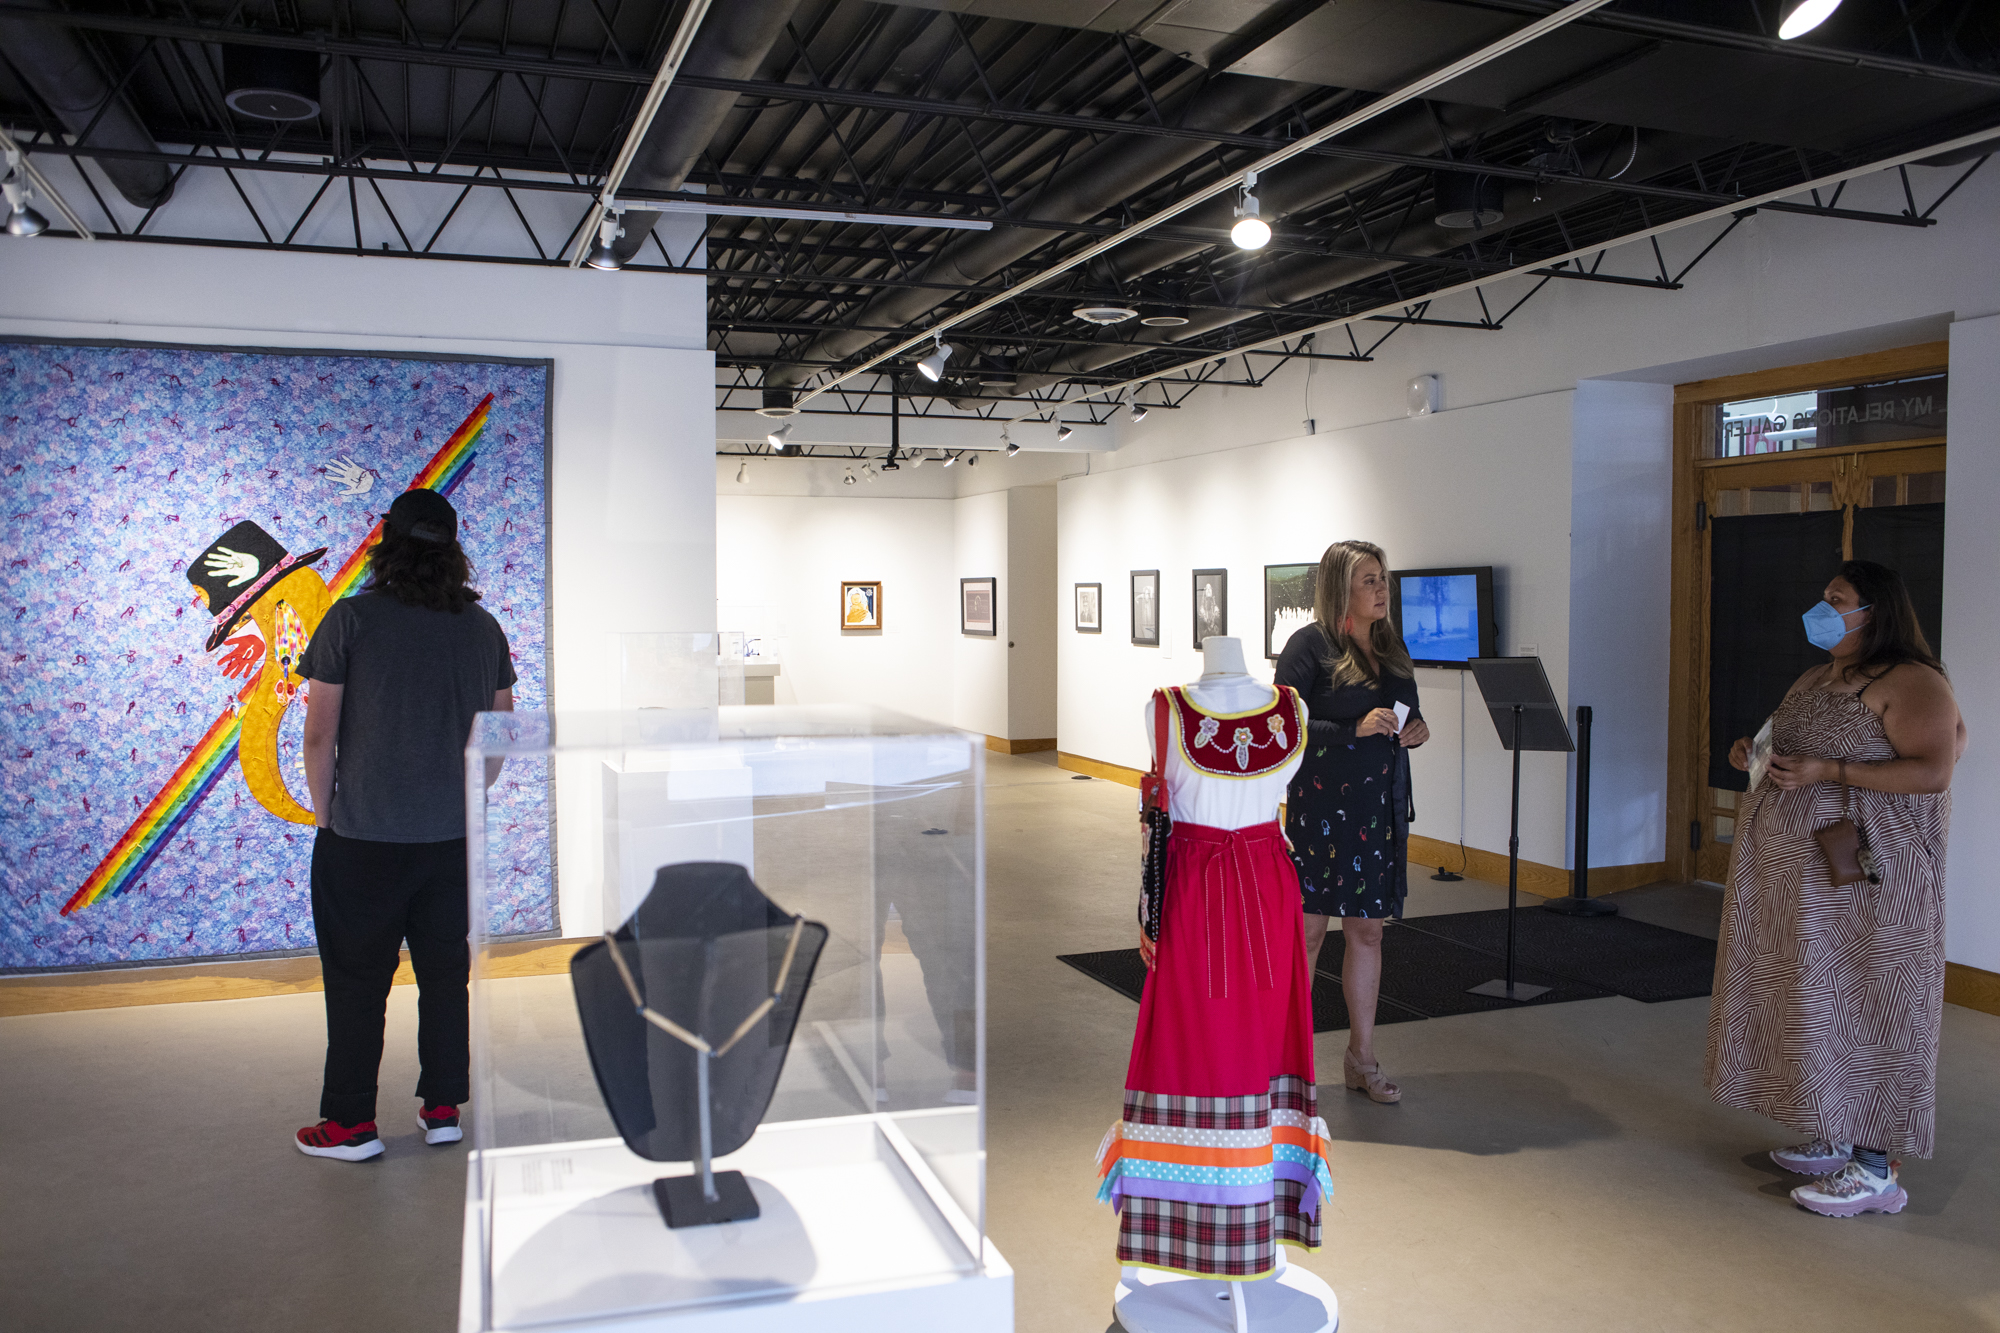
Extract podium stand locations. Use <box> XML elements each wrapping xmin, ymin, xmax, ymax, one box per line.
<box><xmin>1466</xmin><ymin>658</ymin><xmax>1572</xmax><ymax>1002</ymax></box>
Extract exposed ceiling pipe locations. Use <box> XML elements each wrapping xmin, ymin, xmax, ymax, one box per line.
<box><xmin>1003</xmin><ymin>131</ymin><xmax>1716</xmax><ymax>395</ymax></box>
<box><xmin>1015</xmin><ymin>120</ymin><xmax>2000</xmax><ymax>426</ymax></box>
<box><xmin>758</xmin><ymin>71</ymin><xmax>1317</xmax><ymax>397</ymax></box>
<box><xmin>785</xmin><ymin>0</ymin><xmax>1620</xmax><ymax>412</ymax></box>
<box><xmin>0</xmin><ymin>0</ymin><xmax>172</xmax><ymax>208</ymax></box>
<box><xmin>566</xmin><ymin>0</ymin><xmax>716</xmax><ymax>268</ymax></box>
<box><xmin>590</xmin><ymin>0</ymin><xmax>805</xmax><ymax>268</ymax></box>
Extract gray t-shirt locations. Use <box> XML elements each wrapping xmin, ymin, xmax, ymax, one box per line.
<box><xmin>299</xmin><ymin>592</ymin><xmax>518</xmax><ymax>843</ymax></box>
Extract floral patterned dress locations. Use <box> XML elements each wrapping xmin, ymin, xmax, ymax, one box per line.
<box><xmin>1275</xmin><ymin>624</ymin><xmax>1420</xmax><ymax>918</ymax></box>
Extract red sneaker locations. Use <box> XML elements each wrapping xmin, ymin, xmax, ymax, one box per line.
<box><xmin>418</xmin><ymin>1105</ymin><xmax>462</xmax><ymax>1146</ymax></box>
<box><xmin>296</xmin><ymin>1119</ymin><xmax>383</xmax><ymax>1162</ymax></box>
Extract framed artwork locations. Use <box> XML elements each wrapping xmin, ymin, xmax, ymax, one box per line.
<box><xmin>1264</xmin><ymin>563</ymin><xmax>1318</xmax><ymax>660</ymax></box>
<box><xmin>1075</xmin><ymin>583</ymin><xmax>1102</xmax><ymax>633</ymax></box>
<box><xmin>1130</xmin><ymin>570</ymin><xmax>1160</xmax><ymax>646</ymax></box>
<box><xmin>0</xmin><ymin>338</ymin><xmax>553</xmax><ymax>971</ymax></box>
<box><xmin>840</xmin><ymin>580</ymin><xmax>882</xmax><ymax>630</ymax></box>
<box><xmin>961</xmin><ymin>577</ymin><xmax>997</xmax><ymax>636</ymax></box>
<box><xmin>1192</xmin><ymin>569</ymin><xmax>1228</xmax><ymax>649</ymax></box>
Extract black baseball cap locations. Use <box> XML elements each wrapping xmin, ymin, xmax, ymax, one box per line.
<box><xmin>383</xmin><ymin>488</ymin><xmax>458</xmax><ymax>544</ymax></box>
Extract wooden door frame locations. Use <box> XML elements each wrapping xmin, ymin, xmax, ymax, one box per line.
<box><xmin>1665</xmin><ymin>341</ymin><xmax>1949</xmax><ymax>882</ymax></box>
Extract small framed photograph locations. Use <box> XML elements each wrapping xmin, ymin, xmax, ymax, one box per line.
<box><xmin>1192</xmin><ymin>568</ymin><xmax>1227</xmax><ymax>649</ymax></box>
<box><xmin>1075</xmin><ymin>582</ymin><xmax>1102</xmax><ymax>633</ymax></box>
<box><xmin>961</xmin><ymin>576</ymin><xmax>997</xmax><ymax>636</ymax></box>
<box><xmin>1130</xmin><ymin>570</ymin><xmax>1160</xmax><ymax>646</ymax></box>
<box><xmin>840</xmin><ymin>580</ymin><xmax>882</xmax><ymax>631</ymax></box>
<box><xmin>1264</xmin><ymin>562</ymin><xmax>1317</xmax><ymax>660</ymax></box>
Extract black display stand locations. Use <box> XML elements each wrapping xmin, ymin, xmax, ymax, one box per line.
<box><xmin>1543</xmin><ymin>704</ymin><xmax>1618</xmax><ymax>918</ymax></box>
<box><xmin>1466</xmin><ymin>657</ymin><xmax>1574</xmax><ymax>1002</ymax></box>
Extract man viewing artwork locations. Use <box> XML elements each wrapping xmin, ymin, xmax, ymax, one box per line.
<box><xmin>292</xmin><ymin>488</ymin><xmax>517</xmax><ymax>1162</ymax></box>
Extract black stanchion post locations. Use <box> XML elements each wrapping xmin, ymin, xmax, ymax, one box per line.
<box><xmin>1545</xmin><ymin>703</ymin><xmax>1618</xmax><ymax>917</ymax></box>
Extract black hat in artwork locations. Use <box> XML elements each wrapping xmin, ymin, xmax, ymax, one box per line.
<box><xmin>186</xmin><ymin>519</ymin><xmax>329</xmax><ymax>653</ymax></box>
<box><xmin>570</xmin><ymin>862</ymin><xmax>828</xmax><ymax>1228</ymax></box>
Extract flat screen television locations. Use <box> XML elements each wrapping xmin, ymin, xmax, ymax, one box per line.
<box><xmin>1391</xmin><ymin>566</ymin><xmax>1496</xmax><ymax>669</ymax></box>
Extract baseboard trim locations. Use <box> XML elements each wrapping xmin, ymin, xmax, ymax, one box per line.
<box><xmin>0</xmin><ymin>936</ymin><xmax>591</xmax><ymax>1017</ymax></box>
<box><xmin>1945</xmin><ymin>960</ymin><xmax>2000</xmax><ymax>1017</ymax></box>
<box><xmin>1407</xmin><ymin>835</ymin><xmax>1666</xmax><ymax>899</ymax></box>
<box><xmin>1058</xmin><ymin>751</ymin><xmax>1144</xmax><ymax>786</ymax></box>
<box><xmin>987</xmin><ymin>735</ymin><xmax>1057</xmax><ymax>755</ymax></box>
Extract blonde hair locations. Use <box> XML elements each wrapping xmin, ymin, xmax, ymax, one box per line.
<box><xmin>1312</xmin><ymin>540</ymin><xmax>1413</xmax><ymax>686</ymax></box>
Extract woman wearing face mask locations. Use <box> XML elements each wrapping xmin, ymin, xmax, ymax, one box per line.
<box><xmin>1276</xmin><ymin>540</ymin><xmax>1429</xmax><ymax>1104</ymax></box>
<box><xmin>1706</xmin><ymin>560</ymin><xmax>1964</xmax><ymax>1218</ymax></box>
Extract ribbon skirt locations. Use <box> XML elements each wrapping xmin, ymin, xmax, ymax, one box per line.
<box><xmin>1097</xmin><ymin>821</ymin><xmax>1332</xmax><ymax>1279</ymax></box>
<box><xmin>1123</xmin><ymin>820</ymin><xmax>1316</xmax><ymax>1095</ymax></box>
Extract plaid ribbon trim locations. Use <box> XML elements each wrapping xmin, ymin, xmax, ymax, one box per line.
<box><xmin>1118</xmin><ymin>1196</ymin><xmax>1276</xmax><ymax>1278</ymax></box>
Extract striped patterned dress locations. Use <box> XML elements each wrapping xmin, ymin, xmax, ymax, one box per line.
<box><xmin>1705</xmin><ymin>687</ymin><xmax>1951</xmax><ymax>1158</ymax></box>
<box><xmin>1096</xmin><ymin>684</ymin><xmax>1337</xmax><ymax>1279</ymax></box>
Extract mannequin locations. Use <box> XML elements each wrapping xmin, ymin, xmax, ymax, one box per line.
<box><xmin>1142</xmin><ymin>636</ymin><xmax>1275</xmax><ymax>739</ymax></box>
<box><xmin>1099</xmin><ymin>637</ymin><xmax>1337</xmax><ymax>1332</ymax></box>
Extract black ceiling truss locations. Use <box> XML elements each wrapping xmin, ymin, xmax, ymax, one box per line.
<box><xmin>2</xmin><ymin>0</ymin><xmax>1996</xmax><ymax>439</ymax></box>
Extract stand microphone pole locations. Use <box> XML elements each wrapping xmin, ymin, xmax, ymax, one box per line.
<box><xmin>1545</xmin><ymin>705</ymin><xmax>1617</xmax><ymax>917</ymax></box>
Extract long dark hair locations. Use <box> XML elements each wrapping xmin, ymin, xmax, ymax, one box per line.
<box><xmin>1836</xmin><ymin>559</ymin><xmax>1943</xmax><ymax>681</ymax></box>
<box><xmin>363</xmin><ymin>527</ymin><xmax>482</xmax><ymax>612</ymax></box>
<box><xmin>1312</xmin><ymin>539</ymin><xmax>1413</xmax><ymax>686</ymax></box>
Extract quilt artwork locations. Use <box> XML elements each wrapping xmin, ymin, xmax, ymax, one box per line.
<box><xmin>0</xmin><ymin>341</ymin><xmax>552</xmax><ymax>971</ymax></box>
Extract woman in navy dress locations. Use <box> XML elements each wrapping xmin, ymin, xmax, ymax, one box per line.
<box><xmin>1276</xmin><ymin>540</ymin><xmax>1428</xmax><ymax>1104</ymax></box>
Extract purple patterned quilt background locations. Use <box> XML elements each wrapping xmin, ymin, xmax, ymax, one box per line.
<box><xmin>0</xmin><ymin>341</ymin><xmax>552</xmax><ymax>971</ymax></box>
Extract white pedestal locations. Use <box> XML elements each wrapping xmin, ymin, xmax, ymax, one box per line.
<box><xmin>1113</xmin><ymin>1248</ymin><xmax>1336</xmax><ymax>1333</ymax></box>
<box><xmin>460</xmin><ymin>1112</ymin><xmax>1010</xmax><ymax>1332</ymax></box>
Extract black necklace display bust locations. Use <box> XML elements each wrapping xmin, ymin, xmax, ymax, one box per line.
<box><xmin>569</xmin><ymin>861</ymin><xmax>829</xmax><ymax>1228</ymax></box>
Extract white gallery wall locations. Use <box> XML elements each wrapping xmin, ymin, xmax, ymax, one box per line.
<box><xmin>0</xmin><ymin>239</ymin><xmax>716</xmax><ymax>939</ymax></box>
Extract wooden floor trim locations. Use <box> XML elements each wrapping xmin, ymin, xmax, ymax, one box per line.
<box><xmin>1057</xmin><ymin>750</ymin><xmax>1144</xmax><ymax>787</ymax></box>
<box><xmin>0</xmin><ymin>937</ymin><xmax>591</xmax><ymax>1018</ymax></box>
<box><xmin>987</xmin><ymin>735</ymin><xmax>1058</xmax><ymax>755</ymax></box>
<box><xmin>1945</xmin><ymin>960</ymin><xmax>2000</xmax><ymax>1017</ymax></box>
<box><xmin>1408</xmin><ymin>836</ymin><xmax>1666</xmax><ymax>900</ymax></box>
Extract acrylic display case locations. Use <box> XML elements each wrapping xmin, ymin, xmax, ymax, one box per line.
<box><xmin>460</xmin><ymin>706</ymin><xmax>1008</xmax><ymax>1333</ymax></box>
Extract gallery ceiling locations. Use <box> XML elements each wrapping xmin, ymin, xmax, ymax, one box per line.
<box><xmin>3</xmin><ymin>0</ymin><xmax>1998</xmax><ymax>437</ymax></box>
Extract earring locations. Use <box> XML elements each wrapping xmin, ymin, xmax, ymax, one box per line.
<box><xmin>1343</xmin><ymin>615</ymin><xmax>1354</xmax><ymax>638</ymax></box>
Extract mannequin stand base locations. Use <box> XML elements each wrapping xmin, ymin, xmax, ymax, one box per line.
<box><xmin>1541</xmin><ymin>894</ymin><xmax>1618</xmax><ymax>917</ymax></box>
<box><xmin>1467</xmin><ymin>979</ymin><xmax>1551</xmax><ymax>1002</ymax></box>
<box><xmin>654</xmin><ymin>1170</ymin><xmax>760</xmax><ymax>1229</ymax></box>
<box><xmin>1113</xmin><ymin>1249</ymin><xmax>1336</xmax><ymax>1333</ymax></box>
<box><xmin>1429</xmin><ymin>868</ymin><xmax>1464</xmax><ymax>881</ymax></box>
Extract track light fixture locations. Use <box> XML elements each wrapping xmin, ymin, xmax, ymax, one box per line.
<box><xmin>2</xmin><ymin>153</ymin><xmax>48</xmax><ymax>238</ymax></box>
<box><xmin>943</xmin><ymin>451</ymin><xmax>957</xmax><ymax>467</ymax></box>
<box><xmin>966</xmin><ymin>452</ymin><xmax>978</xmax><ymax>468</ymax></box>
<box><xmin>1056</xmin><ymin>424</ymin><xmax>1074</xmax><ymax>442</ymax></box>
<box><xmin>1778</xmin><ymin>0</ymin><xmax>1841</xmax><ymax>39</ymax></box>
<box><xmin>1129</xmin><ymin>402</ymin><xmax>1149</xmax><ymax>423</ymax></box>
<box><xmin>862</xmin><ymin>463</ymin><xmax>878</xmax><ymax>483</ymax></box>
<box><xmin>1231</xmin><ymin>170</ymin><xmax>1271</xmax><ymax>251</ymax></box>
<box><xmin>916</xmin><ymin>333</ymin><xmax>956</xmax><ymax>382</ymax></box>
<box><xmin>766</xmin><ymin>421</ymin><xmax>793</xmax><ymax>450</ymax></box>
<box><xmin>908</xmin><ymin>450</ymin><xmax>926</xmax><ymax>469</ymax></box>
<box><xmin>882</xmin><ymin>448</ymin><xmax>900</xmax><ymax>472</ymax></box>
<box><xmin>735</xmin><ymin>461</ymin><xmax>750</xmax><ymax>485</ymax></box>
<box><xmin>1002</xmin><ymin>427</ymin><xmax>1020</xmax><ymax>458</ymax></box>
<box><xmin>583</xmin><ymin>209</ymin><xmax>626</xmax><ymax>270</ymax></box>
<box><xmin>843</xmin><ymin>467</ymin><xmax>857</xmax><ymax>486</ymax></box>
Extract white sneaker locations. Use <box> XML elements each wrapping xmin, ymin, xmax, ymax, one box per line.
<box><xmin>1791</xmin><ymin>1161</ymin><xmax>1907</xmax><ymax>1218</ymax></box>
<box><xmin>1770</xmin><ymin>1138</ymin><xmax>1851</xmax><ymax>1174</ymax></box>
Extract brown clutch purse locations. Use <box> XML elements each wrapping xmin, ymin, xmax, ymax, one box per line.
<box><xmin>1814</xmin><ymin>766</ymin><xmax>1880</xmax><ymax>887</ymax></box>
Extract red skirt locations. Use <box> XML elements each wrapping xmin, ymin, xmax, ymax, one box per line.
<box><xmin>1124</xmin><ymin>820</ymin><xmax>1316</xmax><ymax>1096</ymax></box>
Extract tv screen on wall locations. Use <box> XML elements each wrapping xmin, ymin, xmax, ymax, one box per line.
<box><xmin>1391</xmin><ymin>567</ymin><xmax>1496</xmax><ymax>669</ymax></box>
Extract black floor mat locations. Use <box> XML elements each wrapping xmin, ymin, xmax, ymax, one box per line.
<box><xmin>1365</xmin><ymin>922</ymin><xmax>1615</xmax><ymax>1017</ymax></box>
<box><xmin>1311</xmin><ymin>968</ymin><xmax>1427</xmax><ymax>1033</ymax></box>
<box><xmin>1057</xmin><ymin>948</ymin><xmax>1149</xmax><ymax>1003</ymax></box>
<box><xmin>1058</xmin><ymin>947</ymin><xmax>1451</xmax><ymax>1032</ymax></box>
<box><xmin>1397</xmin><ymin>909</ymin><xmax>1718</xmax><ymax>1003</ymax></box>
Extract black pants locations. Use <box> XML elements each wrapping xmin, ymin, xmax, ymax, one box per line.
<box><xmin>311</xmin><ymin>829</ymin><xmax>471</xmax><ymax>1125</ymax></box>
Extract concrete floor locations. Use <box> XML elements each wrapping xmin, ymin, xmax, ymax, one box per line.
<box><xmin>4</xmin><ymin>750</ymin><xmax>1998</xmax><ymax>1331</ymax></box>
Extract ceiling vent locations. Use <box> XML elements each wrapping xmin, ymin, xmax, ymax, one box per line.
<box><xmin>1138</xmin><ymin>304</ymin><xmax>1189</xmax><ymax>327</ymax></box>
<box><xmin>1433</xmin><ymin>172</ymin><xmax>1503</xmax><ymax>229</ymax></box>
<box><xmin>222</xmin><ymin>47</ymin><xmax>322</xmax><ymax>122</ymax></box>
<box><xmin>1072</xmin><ymin>305</ymin><xmax>1140</xmax><ymax>325</ymax></box>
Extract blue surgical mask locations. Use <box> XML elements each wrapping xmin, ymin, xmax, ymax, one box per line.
<box><xmin>1803</xmin><ymin>600</ymin><xmax>1869</xmax><ymax>651</ymax></box>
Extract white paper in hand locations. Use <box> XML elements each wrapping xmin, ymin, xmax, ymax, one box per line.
<box><xmin>1392</xmin><ymin>701</ymin><xmax>1411</xmax><ymax>733</ymax></box>
<box><xmin>1748</xmin><ymin>716</ymin><xmax>1775</xmax><ymax>792</ymax></box>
